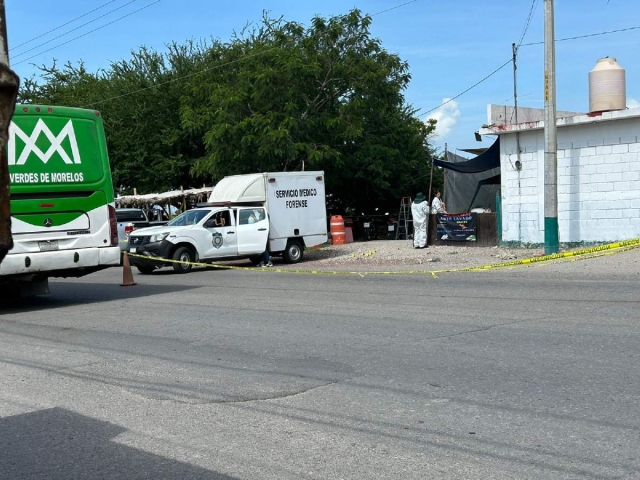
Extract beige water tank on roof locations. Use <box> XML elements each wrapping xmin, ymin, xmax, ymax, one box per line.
<box><xmin>589</xmin><ymin>57</ymin><xmax>626</xmax><ymax>113</ymax></box>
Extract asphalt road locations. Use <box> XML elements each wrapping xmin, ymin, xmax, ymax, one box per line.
<box><xmin>1</xmin><ymin>249</ymin><xmax>639</xmax><ymax>479</ymax></box>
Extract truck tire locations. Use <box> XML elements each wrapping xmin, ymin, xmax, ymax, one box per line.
<box><xmin>249</xmin><ymin>255</ymin><xmax>262</xmax><ymax>265</ymax></box>
<box><xmin>172</xmin><ymin>246</ymin><xmax>195</xmax><ymax>273</ymax></box>
<box><xmin>283</xmin><ymin>239</ymin><xmax>304</xmax><ymax>264</ymax></box>
<box><xmin>137</xmin><ymin>265</ymin><xmax>155</xmax><ymax>275</ymax></box>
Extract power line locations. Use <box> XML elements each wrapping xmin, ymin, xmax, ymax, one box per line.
<box><xmin>521</xmin><ymin>25</ymin><xmax>640</xmax><ymax>46</ymax></box>
<box><xmin>81</xmin><ymin>47</ymin><xmax>282</xmax><ymax>108</ymax></box>
<box><xmin>20</xmin><ymin>0</ymin><xmax>507</xmax><ymax>140</ymax></box>
<box><xmin>372</xmin><ymin>0</ymin><xmax>419</xmax><ymax>16</ymax></box>
<box><xmin>502</xmin><ymin>92</ymin><xmax>533</xmax><ymax>104</ymax></box>
<box><xmin>517</xmin><ymin>0</ymin><xmax>539</xmax><ymax>47</ymax></box>
<box><xmin>80</xmin><ymin>32</ymin><xmax>421</xmax><ymax>139</ymax></box>
<box><xmin>13</xmin><ymin>0</ymin><xmax>138</xmax><ymax>60</ymax></box>
<box><xmin>509</xmin><ymin>0</ymin><xmax>539</xmax><ymax>125</ymax></box>
<box><xmin>14</xmin><ymin>1</ymin><xmax>161</xmax><ymax>66</ymax></box>
<box><xmin>82</xmin><ymin>5</ymin><xmax>509</xmax><ymax>134</ymax></box>
<box><xmin>10</xmin><ymin>0</ymin><xmax>118</xmax><ymax>52</ymax></box>
<box><xmin>79</xmin><ymin>0</ymin><xmax>418</xmax><ymax>108</ymax></box>
<box><xmin>422</xmin><ymin>23</ymin><xmax>640</xmax><ymax>126</ymax></box>
<box><xmin>421</xmin><ymin>58</ymin><xmax>513</xmax><ymax>118</ymax></box>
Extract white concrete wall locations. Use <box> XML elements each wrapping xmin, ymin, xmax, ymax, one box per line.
<box><xmin>488</xmin><ymin>104</ymin><xmax>582</xmax><ymax>127</ymax></box>
<box><xmin>500</xmin><ymin>117</ymin><xmax>640</xmax><ymax>244</ymax></box>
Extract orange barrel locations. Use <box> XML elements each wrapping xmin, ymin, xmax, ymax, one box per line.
<box><xmin>330</xmin><ymin>215</ymin><xmax>346</xmax><ymax>245</ymax></box>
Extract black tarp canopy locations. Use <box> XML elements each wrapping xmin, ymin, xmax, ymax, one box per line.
<box><xmin>434</xmin><ymin>138</ymin><xmax>500</xmax><ymax>173</ymax></box>
<box><xmin>435</xmin><ymin>138</ymin><xmax>501</xmax><ymax>213</ymax></box>
<box><xmin>466</xmin><ymin>174</ymin><xmax>501</xmax><ymax>212</ymax></box>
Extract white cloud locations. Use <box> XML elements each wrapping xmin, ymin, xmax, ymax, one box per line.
<box><xmin>427</xmin><ymin>98</ymin><xmax>460</xmax><ymax>138</ymax></box>
<box><xmin>627</xmin><ymin>97</ymin><xmax>640</xmax><ymax>109</ymax></box>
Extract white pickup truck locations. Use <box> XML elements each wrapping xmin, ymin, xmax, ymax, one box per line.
<box><xmin>126</xmin><ymin>172</ymin><xmax>327</xmax><ymax>273</ymax></box>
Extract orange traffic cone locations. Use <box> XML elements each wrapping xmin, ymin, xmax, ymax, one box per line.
<box><xmin>120</xmin><ymin>252</ymin><xmax>137</xmax><ymax>287</ymax></box>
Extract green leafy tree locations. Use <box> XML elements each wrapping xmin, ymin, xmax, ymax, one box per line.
<box><xmin>18</xmin><ymin>42</ymin><xmax>209</xmax><ymax>194</ymax></box>
<box><xmin>19</xmin><ymin>9</ymin><xmax>440</xmax><ymax>212</ymax></box>
<box><xmin>181</xmin><ymin>10</ymin><xmax>437</xmax><ymax>213</ymax></box>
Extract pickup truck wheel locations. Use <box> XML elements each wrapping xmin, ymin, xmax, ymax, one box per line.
<box><xmin>137</xmin><ymin>265</ymin><xmax>155</xmax><ymax>275</ymax></box>
<box><xmin>172</xmin><ymin>246</ymin><xmax>194</xmax><ymax>273</ymax></box>
<box><xmin>249</xmin><ymin>255</ymin><xmax>262</xmax><ymax>265</ymax></box>
<box><xmin>283</xmin><ymin>240</ymin><xmax>304</xmax><ymax>264</ymax></box>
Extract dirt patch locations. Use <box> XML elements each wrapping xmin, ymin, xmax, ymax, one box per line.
<box><xmin>298</xmin><ymin>240</ymin><xmax>544</xmax><ymax>271</ymax></box>
<box><xmin>220</xmin><ymin>240</ymin><xmax>546</xmax><ymax>272</ymax></box>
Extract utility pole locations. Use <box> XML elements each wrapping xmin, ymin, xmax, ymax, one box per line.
<box><xmin>427</xmin><ymin>146</ymin><xmax>438</xmax><ymax>213</ymax></box>
<box><xmin>512</xmin><ymin>43</ymin><xmax>523</xmax><ymax>243</ymax></box>
<box><xmin>543</xmin><ymin>0</ymin><xmax>559</xmax><ymax>254</ymax></box>
<box><xmin>0</xmin><ymin>0</ymin><xmax>19</xmax><ymax>265</ymax></box>
<box><xmin>512</xmin><ymin>43</ymin><xmax>522</xmax><ymax>170</ymax></box>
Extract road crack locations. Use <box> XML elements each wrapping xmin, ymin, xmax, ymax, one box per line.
<box><xmin>424</xmin><ymin>317</ymin><xmax>550</xmax><ymax>340</ymax></box>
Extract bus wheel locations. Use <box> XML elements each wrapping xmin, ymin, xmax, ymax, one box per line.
<box><xmin>283</xmin><ymin>240</ymin><xmax>303</xmax><ymax>264</ymax></box>
<box><xmin>137</xmin><ymin>265</ymin><xmax>155</xmax><ymax>275</ymax></box>
<box><xmin>172</xmin><ymin>246</ymin><xmax>194</xmax><ymax>273</ymax></box>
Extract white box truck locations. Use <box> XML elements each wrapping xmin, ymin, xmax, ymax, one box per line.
<box><xmin>126</xmin><ymin>172</ymin><xmax>327</xmax><ymax>273</ymax></box>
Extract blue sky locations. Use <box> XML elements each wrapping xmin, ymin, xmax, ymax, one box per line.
<box><xmin>7</xmin><ymin>0</ymin><xmax>640</xmax><ymax>155</ymax></box>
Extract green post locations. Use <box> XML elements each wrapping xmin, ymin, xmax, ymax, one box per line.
<box><xmin>544</xmin><ymin>217</ymin><xmax>559</xmax><ymax>254</ymax></box>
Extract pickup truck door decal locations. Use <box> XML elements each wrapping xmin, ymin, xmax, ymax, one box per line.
<box><xmin>212</xmin><ymin>232</ymin><xmax>223</xmax><ymax>248</ymax></box>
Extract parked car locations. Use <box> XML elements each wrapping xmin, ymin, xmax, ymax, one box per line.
<box><xmin>115</xmin><ymin>208</ymin><xmax>151</xmax><ymax>251</ymax></box>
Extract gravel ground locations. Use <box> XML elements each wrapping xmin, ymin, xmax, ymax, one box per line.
<box><xmin>216</xmin><ymin>240</ymin><xmax>548</xmax><ymax>272</ymax></box>
<box><xmin>214</xmin><ymin>240</ymin><xmax>640</xmax><ymax>273</ymax></box>
<box><xmin>297</xmin><ymin>240</ymin><xmax>545</xmax><ymax>271</ymax></box>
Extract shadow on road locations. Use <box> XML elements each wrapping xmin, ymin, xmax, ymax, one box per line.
<box><xmin>0</xmin><ymin>407</ymin><xmax>236</xmax><ymax>479</ymax></box>
<box><xmin>0</xmin><ymin>282</ymin><xmax>199</xmax><ymax>313</ymax></box>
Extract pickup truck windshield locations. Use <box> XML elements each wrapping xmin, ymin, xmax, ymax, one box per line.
<box><xmin>167</xmin><ymin>209</ymin><xmax>211</xmax><ymax>226</ymax></box>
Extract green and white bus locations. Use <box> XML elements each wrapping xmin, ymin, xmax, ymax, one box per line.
<box><xmin>1</xmin><ymin>105</ymin><xmax>121</xmax><ymax>296</ymax></box>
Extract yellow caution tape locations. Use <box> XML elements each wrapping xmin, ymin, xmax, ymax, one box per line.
<box><xmin>458</xmin><ymin>238</ymin><xmax>640</xmax><ymax>272</ymax></box>
<box><xmin>127</xmin><ymin>252</ymin><xmax>416</xmax><ymax>276</ymax></box>
<box><xmin>126</xmin><ymin>237</ymin><xmax>640</xmax><ymax>277</ymax></box>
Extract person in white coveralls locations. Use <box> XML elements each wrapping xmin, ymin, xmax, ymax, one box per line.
<box><xmin>411</xmin><ymin>192</ymin><xmax>429</xmax><ymax>249</ymax></box>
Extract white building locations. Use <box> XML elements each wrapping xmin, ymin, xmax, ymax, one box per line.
<box><xmin>480</xmin><ymin>107</ymin><xmax>640</xmax><ymax>245</ymax></box>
